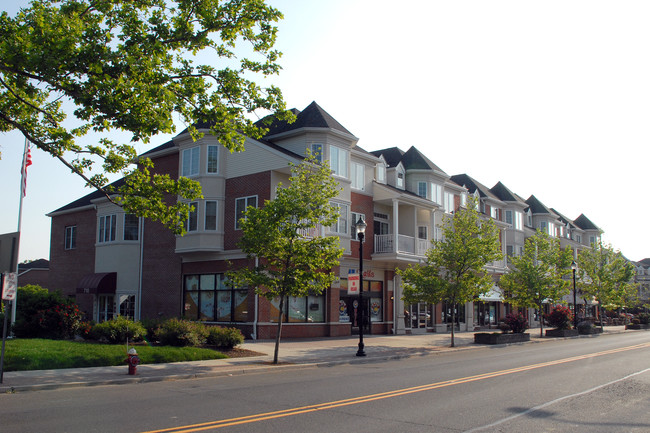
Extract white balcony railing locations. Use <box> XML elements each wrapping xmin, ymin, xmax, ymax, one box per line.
<box><xmin>374</xmin><ymin>234</ymin><xmax>430</xmax><ymax>256</ymax></box>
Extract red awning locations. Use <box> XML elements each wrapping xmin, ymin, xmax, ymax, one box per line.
<box><xmin>76</xmin><ymin>272</ymin><xmax>117</xmax><ymax>295</ymax></box>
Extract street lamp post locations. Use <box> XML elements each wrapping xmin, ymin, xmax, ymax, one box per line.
<box><xmin>571</xmin><ymin>260</ymin><xmax>578</xmax><ymax>329</ymax></box>
<box><xmin>355</xmin><ymin>217</ymin><xmax>367</xmax><ymax>357</ymax></box>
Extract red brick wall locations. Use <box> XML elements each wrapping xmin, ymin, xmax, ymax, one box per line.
<box><xmin>224</xmin><ymin>171</ymin><xmax>271</xmax><ymax>250</ymax></box>
<box><xmin>140</xmin><ymin>152</ymin><xmax>182</xmax><ymax>319</ymax></box>
<box><xmin>49</xmin><ymin>208</ymin><xmax>97</xmax><ymax>315</ymax></box>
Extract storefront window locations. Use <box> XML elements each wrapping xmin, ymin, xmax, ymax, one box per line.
<box><xmin>184</xmin><ymin>274</ymin><xmax>248</xmax><ymax>322</ymax></box>
<box><xmin>270</xmin><ymin>294</ymin><xmax>325</xmax><ymax>323</ymax></box>
<box><xmin>442</xmin><ymin>302</ymin><xmax>465</xmax><ymax>324</ymax></box>
<box><xmin>119</xmin><ymin>295</ymin><xmax>136</xmax><ymax>319</ymax></box>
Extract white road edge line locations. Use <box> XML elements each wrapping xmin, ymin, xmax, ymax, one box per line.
<box><xmin>463</xmin><ymin>367</ymin><xmax>650</xmax><ymax>433</ymax></box>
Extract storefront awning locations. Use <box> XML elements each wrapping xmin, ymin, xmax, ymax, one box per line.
<box><xmin>76</xmin><ymin>272</ymin><xmax>117</xmax><ymax>295</ymax></box>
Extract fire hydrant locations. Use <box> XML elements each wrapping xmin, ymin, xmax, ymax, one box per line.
<box><xmin>125</xmin><ymin>348</ymin><xmax>140</xmax><ymax>375</ymax></box>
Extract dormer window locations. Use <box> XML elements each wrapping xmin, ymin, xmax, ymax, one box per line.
<box><xmin>417</xmin><ymin>182</ymin><xmax>427</xmax><ymax>198</ymax></box>
<box><xmin>376</xmin><ymin>162</ymin><xmax>386</xmax><ymax>183</ymax></box>
<box><xmin>311</xmin><ymin>143</ymin><xmax>323</xmax><ymax>163</ymax></box>
<box><xmin>397</xmin><ymin>171</ymin><xmax>404</xmax><ymax>188</ymax></box>
<box><xmin>330</xmin><ymin>146</ymin><xmax>348</xmax><ymax>178</ymax></box>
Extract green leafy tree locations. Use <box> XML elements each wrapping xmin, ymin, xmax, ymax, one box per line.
<box><xmin>227</xmin><ymin>154</ymin><xmax>343</xmax><ymax>364</ymax></box>
<box><xmin>578</xmin><ymin>241</ymin><xmax>637</xmax><ymax>329</ymax></box>
<box><xmin>499</xmin><ymin>230</ymin><xmax>574</xmax><ymax>337</ymax></box>
<box><xmin>0</xmin><ymin>0</ymin><xmax>293</xmax><ymax>233</ymax></box>
<box><xmin>398</xmin><ymin>197</ymin><xmax>502</xmax><ymax>347</ymax></box>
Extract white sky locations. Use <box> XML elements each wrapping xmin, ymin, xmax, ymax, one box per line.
<box><xmin>1</xmin><ymin>0</ymin><xmax>649</xmax><ymax>262</ymax></box>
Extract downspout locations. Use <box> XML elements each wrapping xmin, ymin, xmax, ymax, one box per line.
<box><xmin>136</xmin><ymin>217</ymin><xmax>144</xmax><ymax>321</ymax></box>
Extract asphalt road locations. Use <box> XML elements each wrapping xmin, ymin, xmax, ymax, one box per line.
<box><xmin>2</xmin><ymin>332</ymin><xmax>650</xmax><ymax>433</ymax></box>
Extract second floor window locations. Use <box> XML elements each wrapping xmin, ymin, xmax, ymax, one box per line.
<box><xmin>444</xmin><ymin>192</ymin><xmax>455</xmax><ymax>213</ymax></box>
<box><xmin>98</xmin><ymin>215</ymin><xmax>116</xmax><ymax>243</ymax></box>
<box><xmin>124</xmin><ymin>214</ymin><xmax>139</xmax><ymax>241</ymax></box>
<box><xmin>205</xmin><ymin>201</ymin><xmax>217</xmax><ymax>230</ymax></box>
<box><xmin>376</xmin><ymin>162</ymin><xmax>386</xmax><ymax>183</ymax></box>
<box><xmin>207</xmin><ymin>145</ymin><xmax>219</xmax><ymax>173</ymax></box>
<box><xmin>186</xmin><ymin>202</ymin><xmax>198</xmax><ymax>232</ymax></box>
<box><xmin>182</xmin><ymin>147</ymin><xmax>200</xmax><ymax>177</ymax></box>
<box><xmin>351</xmin><ymin>212</ymin><xmax>365</xmax><ymax>239</ymax></box>
<box><xmin>330</xmin><ymin>202</ymin><xmax>349</xmax><ymax>234</ymax></box>
<box><xmin>311</xmin><ymin>143</ymin><xmax>323</xmax><ymax>162</ymax></box>
<box><xmin>431</xmin><ymin>184</ymin><xmax>442</xmax><ymax>204</ymax></box>
<box><xmin>235</xmin><ymin>196</ymin><xmax>258</xmax><ymax>230</ymax></box>
<box><xmin>65</xmin><ymin>225</ymin><xmax>76</xmax><ymax>250</ymax></box>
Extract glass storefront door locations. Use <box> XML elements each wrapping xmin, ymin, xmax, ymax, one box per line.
<box><xmin>406</xmin><ymin>302</ymin><xmax>432</xmax><ymax>331</ymax></box>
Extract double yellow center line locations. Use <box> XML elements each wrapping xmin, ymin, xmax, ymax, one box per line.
<box><xmin>142</xmin><ymin>342</ymin><xmax>650</xmax><ymax>433</ymax></box>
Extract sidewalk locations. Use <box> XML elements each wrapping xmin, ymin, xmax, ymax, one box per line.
<box><xmin>0</xmin><ymin>326</ymin><xmax>628</xmax><ymax>393</ymax></box>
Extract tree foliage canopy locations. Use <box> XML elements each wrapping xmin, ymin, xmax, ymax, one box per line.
<box><xmin>227</xmin><ymin>153</ymin><xmax>343</xmax><ymax>362</ymax></box>
<box><xmin>578</xmin><ymin>241</ymin><xmax>637</xmax><ymax>312</ymax></box>
<box><xmin>398</xmin><ymin>198</ymin><xmax>502</xmax><ymax>346</ymax></box>
<box><xmin>0</xmin><ymin>0</ymin><xmax>293</xmax><ymax>233</ymax></box>
<box><xmin>499</xmin><ymin>230</ymin><xmax>573</xmax><ymax>334</ymax></box>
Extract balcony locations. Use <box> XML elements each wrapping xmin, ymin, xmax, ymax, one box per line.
<box><xmin>374</xmin><ymin>234</ymin><xmax>429</xmax><ymax>256</ymax></box>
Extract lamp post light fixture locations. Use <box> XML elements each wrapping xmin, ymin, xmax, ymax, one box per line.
<box><xmin>355</xmin><ymin>216</ymin><xmax>367</xmax><ymax>357</ymax></box>
<box><xmin>571</xmin><ymin>260</ymin><xmax>578</xmax><ymax>329</ymax></box>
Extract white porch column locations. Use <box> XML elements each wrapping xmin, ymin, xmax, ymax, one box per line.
<box><xmin>392</xmin><ymin>198</ymin><xmax>399</xmax><ymax>253</ymax></box>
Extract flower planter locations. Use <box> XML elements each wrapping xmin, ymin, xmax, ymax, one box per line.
<box><xmin>578</xmin><ymin>327</ymin><xmax>603</xmax><ymax>335</ymax></box>
<box><xmin>474</xmin><ymin>332</ymin><xmax>530</xmax><ymax>345</ymax></box>
<box><xmin>625</xmin><ymin>324</ymin><xmax>650</xmax><ymax>330</ymax></box>
<box><xmin>545</xmin><ymin>328</ymin><xmax>579</xmax><ymax>338</ymax></box>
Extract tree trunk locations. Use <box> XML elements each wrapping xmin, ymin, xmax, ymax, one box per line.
<box><xmin>450</xmin><ymin>304</ymin><xmax>456</xmax><ymax>347</ymax></box>
<box><xmin>538</xmin><ymin>302</ymin><xmax>544</xmax><ymax>338</ymax></box>
<box><xmin>273</xmin><ymin>297</ymin><xmax>285</xmax><ymax>364</ymax></box>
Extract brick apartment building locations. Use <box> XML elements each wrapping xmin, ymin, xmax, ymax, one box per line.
<box><xmin>47</xmin><ymin>102</ymin><xmax>604</xmax><ymax>338</ymax></box>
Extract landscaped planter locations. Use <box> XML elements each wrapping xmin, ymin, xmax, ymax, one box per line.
<box><xmin>545</xmin><ymin>328</ymin><xmax>579</xmax><ymax>338</ymax></box>
<box><xmin>625</xmin><ymin>324</ymin><xmax>650</xmax><ymax>330</ymax></box>
<box><xmin>474</xmin><ymin>333</ymin><xmax>530</xmax><ymax>345</ymax></box>
<box><xmin>578</xmin><ymin>327</ymin><xmax>603</xmax><ymax>335</ymax></box>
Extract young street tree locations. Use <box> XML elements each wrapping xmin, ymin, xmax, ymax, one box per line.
<box><xmin>578</xmin><ymin>241</ymin><xmax>637</xmax><ymax>330</ymax></box>
<box><xmin>227</xmin><ymin>154</ymin><xmax>343</xmax><ymax>364</ymax></box>
<box><xmin>0</xmin><ymin>0</ymin><xmax>292</xmax><ymax>233</ymax></box>
<box><xmin>499</xmin><ymin>230</ymin><xmax>574</xmax><ymax>337</ymax></box>
<box><xmin>398</xmin><ymin>198</ymin><xmax>502</xmax><ymax>347</ymax></box>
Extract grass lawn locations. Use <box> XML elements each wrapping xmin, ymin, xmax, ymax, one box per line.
<box><xmin>1</xmin><ymin>339</ymin><xmax>228</xmax><ymax>372</ymax></box>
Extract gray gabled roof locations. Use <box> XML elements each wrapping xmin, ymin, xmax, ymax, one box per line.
<box><xmin>260</xmin><ymin>101</ymin><xmax>355</xmax><ymax>138</ymax></box>
<box><xmin>550</xmin><ymin>208</ymin><xmax>579</xmax><ymax>229</ymax></box>
<box><xmin>573</xmin><ymin>214</ymin><xmax>600</xmax><ymax>231</ymax></box>
<box><xmin>525</xmin><ymin>195</ymin><xmax>553</xmax><ymax>215</ymax></box>
<box><xmin>369</xmin><ymin>147</ymin><xmax>404</xmax><ymax>168</ymax></box>
<box><xmin>49</xmin><ymin>178</ymin><xmax>126</xmax><ymax>214</ymax></box>
<box><xmin>450</xmin><ymin>174</ymin><xmax>499</xmax><ymax>200</ymax></box>
<box><xmin>401</xmin><ymin>146</ymin><xmax>446</xmax><ymax>173</ymax></box>
<box><xmin>490</xmin><ymin>181</ymin><xmax>527</xmax><ymax>206</ymax></box>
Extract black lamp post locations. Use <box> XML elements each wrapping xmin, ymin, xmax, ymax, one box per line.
<box><xmin>355</xmin><ymin>216</ymin><xmax>367</xmax><ymax>357</ymax></box>
<box><xmin>571</xmin><ymin>260</ymin><xmax>578</xmax><ymax>329</ymax></box>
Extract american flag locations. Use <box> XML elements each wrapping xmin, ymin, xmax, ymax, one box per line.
<box><xmin>21</xmin><ymin>139</ymin><xmax>32</xmax><ymax>197</ymax></box>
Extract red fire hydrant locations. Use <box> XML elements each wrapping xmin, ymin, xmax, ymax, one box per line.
<box><xmin>125</xmin><ymin>348</ymin><xmax>140</xmax><ymax>375</ymax></box>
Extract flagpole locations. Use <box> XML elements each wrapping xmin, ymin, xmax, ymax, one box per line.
<box><xmin>11</xmin><ymin>137</ymin><xmax>30</xmax><ymax>326</ymax></box>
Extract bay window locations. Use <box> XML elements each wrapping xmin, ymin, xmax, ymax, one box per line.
<box><xmin>330</xmin><ymin>146</ymin><xmax>348</xmax><ymax>178</ymax></box>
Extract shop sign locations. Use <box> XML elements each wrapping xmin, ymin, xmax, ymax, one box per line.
<box><xmin>347</xmin><ymin>273</ymin><xmax>359</xmax><ymax>295</ymax></box>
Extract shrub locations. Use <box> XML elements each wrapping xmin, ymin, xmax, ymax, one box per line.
<box><xmin>637</xmin><ymin>313</ymin><xmax>650</xmax><ymax>325</ymax></box>
<box><xmin>35</xmin><ymin>302</ymin><xmax>84</xmax><ymax>339</ymax></box>
<box><xmin>12</xmin><ymin>285</ymin><xmax>71</xmax><ymax>338</ymax></box>
<box><xmin>206</xmin><ymin>326</ymin><xmax>244</xmax><ymax>349</ymax></box>
<box><xmin>498</xmin><ymin>323</ymin><xmax>511</xmax><ymax>334</ymax></box>
<box><xmin>503</xmin><ymin>312</ymin><xmax>529</xmax><ymax>334</ymax></box>
<box><xmin>140</xmin><ymin>317</ymin><xmax>167</xmax><ymax>340</ymax></box>
<box><xmin>545</xmin><ymin>305</ymin><xmax>573</xmax><ymax>330</ymax></box>
<box><xmin>91</xmin><ymin>316</ymin><xmax>146</xmax><ymax>344</ymax></box>
<box><xmin>154</xmin><ymin>318</ymin><xmax>208</xmax><ymax>347</ymax></box>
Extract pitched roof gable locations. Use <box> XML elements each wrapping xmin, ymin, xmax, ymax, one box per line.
<box><xmin>525</xmin><ymin>195</ymin><xmax>553</xmax><ymax>215</ymax></box>
<box><xmin>370</xmin><ymin>147</ymin><xmax>404</xmax><ymax>168</ymax></box>
<box><xmin>260</xmin><ymin>101</ymin><xmax>355</xmax><ymax>138</ymax></box>
<box><xmin>450</xmin><ymin>174</ymin><xmax>499</xmax><ymax>200</ymax></box>
<box><xmin>49</xmin><ymin>178</ymin><xmax>126</xmax><ymax>214</ymax></box>
<box><xmin>490</xmin><ymin>181</ymin><xmax>526</xmax><ymax>205</ymax></box>
<box><xmin>573</xmin><ymin>214</ymin><xmax>600</xmax><ymax>231</ymax></box>
<box><xmin>401</xmin><ymin>146</ymin><xmax>446</xmax><ymax>173</ymax></box>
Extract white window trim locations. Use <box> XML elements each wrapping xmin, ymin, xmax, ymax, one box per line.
<box><xmin>207</xmin><ymin>145</ymin><xmax>219</xmax><ymax>174</ymax></box>
<box><xmin>98</xmin><ymin>214</ymin><xmax>116</xmax><ymax>243</ymax></box>
<box><xmin>351</xmin><ymin>212</ymin><xmax>365</xmax><ymax>240</ymax></box>
<box><xmin>65</xmin><ymin>225</ymin><xmax>76</xmax><ymax>250</ymax></box>
<box><xmin>182</xmin><ymin>146</ymin><xmax>200</xmax><ymax>177</ymax></box>
<box><xmin>330</xmin><ymin>146</ymin><xmax>349</xmax><ymax>178</ymax></box>
<box><xmin>205</xmin><ymin>200</ymin><xmax>218</xmax><ymax>231</ymax></box>
<box><xmin>351</xmin><ymin>162</ymin><xmax>365</xmax><ymax>190</ymax></box>
<box><xmin>330</xmin><ymin>202</ymin><xmax>349</xmax><ymax>235</ymax></box>
<box><xmin>186</xmin><ymin>201</ymin><xmax>199</xmax><ymax>232</ymax></box>
<box><xmin>235</xmin><ymin>195</ymin><xmax>258</xmax><ymax>230</ymax></box>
